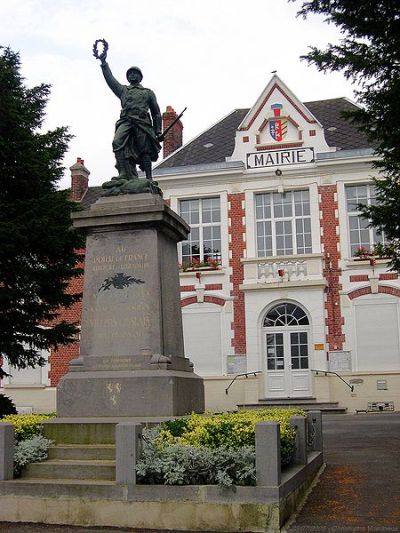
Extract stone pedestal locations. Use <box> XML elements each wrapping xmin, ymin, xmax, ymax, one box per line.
<box><xmin>57</xmin><ymin>193</ymin><xmax>204</xmax><ymax>417</ymax></box>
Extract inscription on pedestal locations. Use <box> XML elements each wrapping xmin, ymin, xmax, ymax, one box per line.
<box><xmin>80</xmin><ymin>230</ymin><xmax>160</xmax><ymax>358</ymax></box>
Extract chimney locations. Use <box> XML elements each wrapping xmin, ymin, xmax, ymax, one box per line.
<box><xmin>162</xmin><ymin>106</ymin><xmax>183</xmax><ymax>159</ymax></box>
<box><xmin>69</xmin><ymin>157</ymin><xmax>90</xmax><ymax>201</ymax></box>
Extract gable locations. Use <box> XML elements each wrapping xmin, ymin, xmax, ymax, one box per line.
<box><xmin>230</xmin><ymin>75</ymin><xmax>333</xmax><ymax>167</ymax></box>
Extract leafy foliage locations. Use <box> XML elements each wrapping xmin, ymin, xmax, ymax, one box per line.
<box><xmin>0</xmin><ymin>394</ymin><xmax>17</xmax><ymax>418</ymax></box>
<box><xmin>137</xmin><ymin>409</ymin><xmax>304</xmax><ymax>486</ymax></box>
<box><xmin>159</xmin><ymin>408</ymin><xmax>302</xmax><ymax>465</ymax></box>
<box><xmin>136</xmin><ymin>427</ymin><xmax>256</xmax><ymax>487</ymax></box>
<box><xmin>2</xmin><ymin>413</ymin><xmax>56</xmax><ymax>442</ymax></box>
<box><xmin>293</xmin><ymin>1</ymin><xmax>400</xmax><ymax>269</ymax></box>
<box><xmin>14</xmin><ymin>435</ymin><xmax>53</xmax><ymax>476</ymax></box>
<box><xmin>0</xmin><ymin>46</ymin><xmax>84</xmax><ymax>369</ymax></box>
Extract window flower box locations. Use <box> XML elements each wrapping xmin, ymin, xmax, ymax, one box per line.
<box><xmin>179</xmin><ymin>258</ymin><xmax>221</xmax><ymax>272</ymax></box>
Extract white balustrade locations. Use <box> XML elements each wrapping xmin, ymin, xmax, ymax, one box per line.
<box><xmin>242</xmin><ymin>254</ymin><xmax>324</xmax><ymax>286</ymax></box>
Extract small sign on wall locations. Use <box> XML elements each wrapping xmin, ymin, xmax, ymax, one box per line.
<box><xmin>328</xmin><ymin>351</ymin><xmax>352</xmax><ymax>372</ymax></box>
<box><xmin>314</xmin><ymin>343</ymin><xmax>325</xmax><ymax>351</ymax></box>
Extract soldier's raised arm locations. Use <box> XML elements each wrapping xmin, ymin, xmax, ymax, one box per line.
<box><xmin>100</xmin><ymin>61</ymin><xmax>124</xmax><ymax>98</ymax></box>
<box><xmin>93</xmin><ymin>39</ymin><xmax>123</xmax><ymax>98</ymax></box>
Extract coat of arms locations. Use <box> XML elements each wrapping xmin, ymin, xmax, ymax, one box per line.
<box><xmin>269</xmin><ymin>103</ymin><xmax>287</xmax><ymax>142</ymax></box>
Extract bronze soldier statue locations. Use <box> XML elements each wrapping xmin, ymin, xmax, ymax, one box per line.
<box><xmin>93</xmin><ymin>39</ymin><xmax>162</xmax><ymax>182</ymax></box>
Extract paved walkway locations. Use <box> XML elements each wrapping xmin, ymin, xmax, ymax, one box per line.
<box><xmin>0</xmin><ymin>413</ymin><xmax>399</xmax><ymax>532</ymax></box>
<box><xmin>285</xmin><ymin>412</ymin><xmax>400</xmax><ymax>532</ymax></box>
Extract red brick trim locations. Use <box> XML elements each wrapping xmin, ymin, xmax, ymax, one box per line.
<box><xmin>239</xmin><ymin>83</ymin><xmax>317</xmax><ymax>131</ymax></box>
<box><xmin>348</xmin><ymin>285</ymin><xmax>400</xmax><ymax>300</ymax></box>
<box><xmin>204</xmin><ymin>295</ymin><xmax>225</xmax><ymax>306</ymax></box>
<box><xmin>378</xmin><ymin>286</ymin><xmax>400</xmax><ymax>297</ymax></box>
<box><xmin>256</xmin><ymin>142</ymin><xmax>303</xmax><ymax>151</ymax></box>
<box><xmin>379</xmin><ymin>273</ymin><xmax>398</xmax><ymax>280</ymax></box>
<box><xmin>180</xmin><ymin>295</ymin><xmax>226</xmax><ymax>307</ymax></box>
<box><xmin>180</xmin><ymin>285</ymin><xmax>195</xmax><ymax>292</ymax></box>
<box><xmin>350</xmin><ymin>275</ymin><xmax>369</xmax><ymax>282</ymax></box>
<box><xmin>320</xmin><ymin>185</ymin><xmax>344</xmax><ymax>350</ymax></box>
<box><xmin>181</xmin><ymin>296</ymin><xmax>198</xmax><ymax>307</ymax></box>
<box><xmin>228</xmin><ymin>193</ymin><xmax>246</xmax><ymax>354</ymax></box>
<box><xmin>180</xmin><ymin>284</ymin><xmax>222</xmax><ymax>292</ymax></box>
<box><xmin>205</xmin><ymin>283</ymin><xmax>223</xmax><ymax>291</ymax></box>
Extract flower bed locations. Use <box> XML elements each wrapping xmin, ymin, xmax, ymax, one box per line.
<box><xmin>1</xmin><ymin>413</ymin><xmax>55</xmax><ymax>475</ymax></box>
<box><xmin>136</xmin><ymin>409</ymin><xmax>304</xmax><ymax>487</ymax></box>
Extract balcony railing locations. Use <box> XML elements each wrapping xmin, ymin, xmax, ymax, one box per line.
<box><xmin>242</xmin><ymin>254</ymin><xmax>325</xmax><ymax>287</ymax></box>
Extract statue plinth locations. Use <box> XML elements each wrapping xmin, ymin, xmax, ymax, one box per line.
<box><xmin>57</xmin><ymin>193</ymin><xmax>204</xmax><ymax>417</ymax></box>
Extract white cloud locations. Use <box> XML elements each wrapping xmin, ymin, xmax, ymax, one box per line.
<box><xmin>1</xmin><ymin>0</ymin><xmax>355</xmax><ymax>189</ymax></box>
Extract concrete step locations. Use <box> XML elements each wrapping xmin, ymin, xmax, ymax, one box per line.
<box><xmin>48</xmin><ymin>444</ymin><xmax>115</xmax><ymax>461</ymax></box>
<box><xmin>23</xmin><ymin>459</ymin><xmax>116</xmax><ymax>481</ymax></box>
<box><xmin>237</xmin><ymin>401</ymin><xmax>347</xmax><ymax>414</ymax></box>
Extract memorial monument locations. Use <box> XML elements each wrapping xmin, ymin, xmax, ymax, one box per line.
<box><xmin>57</xmin><ymin>40</ymin><xmax>204</xmax><ymax>417</ymax></box>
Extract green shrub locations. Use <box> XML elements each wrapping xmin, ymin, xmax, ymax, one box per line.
<box><xmin>159</xmin><ymin>408</ymin><xmax>304</xmax><ymax>466</ymax></box>
<box><xmin>136</xmin><ymin>427</ymin><xmax>255</xmax><ymax>487</ymax></box>
<box><xmin>0</xmin><ymin>394</ymin><xmax>17</xmax><ymax>418</ymax></box>
<box><xmin>14</xmin><ymin>435</ymin><xmax>53</xmax><ymax>477</ymax></box>
<box><xmin>2</xmin><ymin>413</ymin><xmax>56</xmax><ymax>442</ymax></box>
<box><xmin>137</xmin><ymin>408</ymin><xmax>306</xmax><ymax>486</ymax></box>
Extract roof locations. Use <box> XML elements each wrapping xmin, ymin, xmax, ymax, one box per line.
<box><xmin>157</xmin><ymin>109</ymin><xmax>249</xmax><ymax>169</ymax></box>
<box><xmin>157</xmin><ymin>98</ymin><xmax>370</xmax><ymax>169</ymax></box>
<box><xmin>304</xmin><ymin>98</ymin><xmax>370</xmax><ymax>151</ymax></box>
<box><xmin>79</xmin><ymin>186</ymin><xmax>103</xmax><ymax>209</ymax></box>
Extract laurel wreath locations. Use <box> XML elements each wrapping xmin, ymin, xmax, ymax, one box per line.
<box><xmin>93</xmin><ymin>39</ymin><xmax>109</xmax><ymax>61</ymax></box>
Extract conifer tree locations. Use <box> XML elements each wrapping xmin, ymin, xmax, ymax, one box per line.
<box><xmin>0</xmin><ymin>46</ymin><xmax>83</xmax><ymax>369</ymax></box>
<box><xmin>293</xmin><ymin>1</ymin><xmax>400</xmax><ymax>269</ymax></box>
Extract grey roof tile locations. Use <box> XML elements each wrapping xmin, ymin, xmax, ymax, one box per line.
<box><xmin>157</xmin><ymin>98</ymin><xmax>370</xmax><ymax>169</ymax></box>
<box><xmin>304</xmin><ymin>98</ymin><xmax>370</xmax><ymax>150</ymax></box>
<box><xmin>157</xmin><ymin>109</ymin><xmax>249</xmax><ymax>169</ymax></box>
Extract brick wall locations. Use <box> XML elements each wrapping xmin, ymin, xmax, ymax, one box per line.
<box><xmin>49</xmin><ymin>261</ymin><xmax>84</xmax><ymax>386</ymax></box>
<box><xmin>70</xmin><ymin>158</ymin><xmax>89</xmax><ymax>201</ymax></box>
<box><xmin>319</xmin><ymin>185</ymin><xmax>344</xmax><ymax>351</ymax></box>
<box><xmin>228</xmin><ymin>193</ymin><xmax>246</xmax><ymax>355</ymax></box>
<box><xmin>162</xmin><ymin>106</ymin><xmax>183</xmax><ymax>159</ymax></box>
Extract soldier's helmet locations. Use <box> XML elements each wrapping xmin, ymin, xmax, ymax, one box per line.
<box><xmin>126</xmin><ymin>66</ymin><xmax>143</xmax><ymax>82</ymax></box>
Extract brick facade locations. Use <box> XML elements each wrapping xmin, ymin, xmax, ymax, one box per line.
<box><xmin>228</xmin><ymin>193</ymin><xmax>247</xmax><ymax>355</ymax></box>
<box><xmin>162</xmin><ymin>106</ymin><xmax>183</xmax><ymax>159</ymax></box>
<box><xmin>319</xmin><ymin>185</ymin><xmax>344</xmax><ymax>351</ymax></box>
<box><xmin>49</xmin><ymin>264</ymin><xmax>84</xmax><ymax>386</ymax></box>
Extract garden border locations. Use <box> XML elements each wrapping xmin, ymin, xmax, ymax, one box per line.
<box><xmin>0</xmin><ymin>411</ymin><xmax>323</xmax><ymax>532</ymax></box>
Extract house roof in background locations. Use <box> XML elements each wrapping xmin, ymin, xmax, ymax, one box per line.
<box><xmin>157</xmin><ymin>98</ymin><xmax>370</xmax><ymax>169</ymax></box>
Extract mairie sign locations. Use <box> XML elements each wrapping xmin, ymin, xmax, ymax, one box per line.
<box><xmin>247</xmin><ymin>147</ymin><xmax>315</xmax><ymax>169</ymax></box>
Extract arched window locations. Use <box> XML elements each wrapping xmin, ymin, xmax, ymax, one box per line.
<box><xmin>263</xmin><ymin>302</ymin><xmax>309</xmax><ymax>327</ymax></box>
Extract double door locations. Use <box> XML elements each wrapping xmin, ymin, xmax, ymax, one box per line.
<box><xmin>264</xmin><ymin>329</ymin><xmax>311</xmax><ymax>398</ymax></box>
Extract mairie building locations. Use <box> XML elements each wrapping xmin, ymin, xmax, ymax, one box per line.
<box><xmin>2</xmin><ymin>75</ymin><xmax>399</xmax><ymax>414</ymax></box>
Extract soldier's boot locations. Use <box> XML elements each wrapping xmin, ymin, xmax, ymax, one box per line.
<box><xmin>114</xmin><ymin>151</ymin><xmax>130</xmax><ymax>180</ymax></box>
<box><xmin>142</xmin><ymin>155</ymin><xmax>153</xmax><ymax>181</ymax></box>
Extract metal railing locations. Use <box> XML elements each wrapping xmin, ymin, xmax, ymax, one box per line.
<box><xmin>311</xmin><ymin>369</ymin><xmax>354</xmax><ymax>392</ymax></box>
<box><xmin>225</xmin><ymin>371</ymin><xmax>262</xmax><ymax>395</ymax></box>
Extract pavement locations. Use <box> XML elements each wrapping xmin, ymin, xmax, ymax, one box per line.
<box><xmin>0</xmin><ymin>412</ymin><xmax>399</xmax><ymax>533</ymax></box>
<box><xmin>284</xmin><ymin>412</ymin><xmax>400</xmax><ymax>533</ymax></box>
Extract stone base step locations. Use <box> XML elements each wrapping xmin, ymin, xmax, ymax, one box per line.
<box><xmin>23</xmin><ymin>459</ymin><xmax>116</xmax><ymax>481</ymax></box>
<box><xmin>48</xmin><ymin>444</ymin><xmax>115</xmax><ymax>461</ymax></box>
<box><xmin>237</xmin><ymin>400</ymin><xmax>347</xmax><ymax>414</ymax></box>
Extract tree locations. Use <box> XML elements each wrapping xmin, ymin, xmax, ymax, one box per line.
<box><xmin>0</xmin><ymin>46</ymin><xmax>83</xmax><ymax>369</ymax></box>
<box><xmin>293</xmin><ymin>0</ymin><xmax>400</xmax><ymax>269</ymax></box>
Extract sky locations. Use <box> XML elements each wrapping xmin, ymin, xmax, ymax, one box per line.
<box><xmin>1</xmin><ymin>0</ymin><xmax>355</xmax><ymax>189</ymax></box>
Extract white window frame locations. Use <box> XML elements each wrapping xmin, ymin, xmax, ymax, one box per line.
<box><xmin>178</xmin><ymin>197</ymin><xmax>221</xmax><ymax>264</ymax></box>
<box><xmin>255</xmin><ymin>190</ymin><xmax>312</xmax><ymax>257</ymax></box>
<box><xmin>345</xmin><ymin>183</ymin><xmax>385</xmax><ymax>257</ymax></box>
